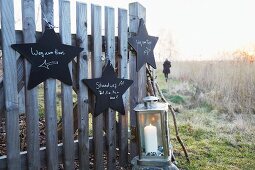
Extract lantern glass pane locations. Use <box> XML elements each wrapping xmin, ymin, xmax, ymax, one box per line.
<box><xmin>138</xmin><ymin>111</ymin><xmax>164</xmax><ymax>157</ymax></box>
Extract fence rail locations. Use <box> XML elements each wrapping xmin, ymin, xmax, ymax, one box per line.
<box><xmin>0</xmin><ymin>0</ymin><xmax>146</xmax><ymax>169</ymax></box>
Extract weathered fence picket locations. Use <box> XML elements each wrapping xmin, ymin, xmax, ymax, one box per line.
<box><xmin>41</xmin><ymin>0</ymin><xmax>59</xmax><ymax>169</ymax></box>
<box><xmin>1</xmin><ymin>0</ymin><xmax>21</xmax><ymax>169</ymax></box>
<box><xmin>129</xmin><ymin>2</ymin><xmax>147</xmax><ymax>160</ymax></box>
<box><xmin>118</xmin><ymin>8</ymin><xmax>129</xmax><ymax>166</ymax></box>
<box><xmin>76</xmin><ymin>2</ymin><xmax>90</xmax><ymax>170</ymax></box>
<box><xmin>59</xmin><ymin>0</ymin><xmax>75</xmax><ymax>169</ymax></box>
<box><xmin>22</xmin><ymin>0</ymin><xmax>40</xmax><ymax>169</ymax></box>
<box><xmin>0</xmin><ymin>1</ymin><xmax>148</xmax><ymax>169</ymax></box>
<box><xmin>91</xmin><ymin>4</ymin><xmax>104</xmax><ymax>170</ymax></box>
<box><xmin>105</xmin><ymin>6</ymin><xmax>117</xmax><ymax>170</ymax></box>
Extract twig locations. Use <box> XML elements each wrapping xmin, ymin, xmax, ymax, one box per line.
<box><xmin>146</xmin><ymin>67</ymin><xmax>156</xmax><ymax>96</ymax></box>
<box><xmin>146</xmin><ymin>66</ymin><xmax>157</xmax><ymax>96</ymax></box>
<box><xmin>155</xmin><ymin>79</ymin><xmax>190</xmax><ymax>163</ymax></box>
<box><xmin>168</xmin><ymin>104</ymin><xmax>190</xmax><ymax>163</ymax></box>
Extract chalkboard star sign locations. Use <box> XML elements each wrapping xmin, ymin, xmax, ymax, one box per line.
<box><xmin>128</xmin><ymin>18</ymin><xmax>158</xmax><ymax>71</ymax></box>
<box><xmin>82</xmin><ymin>61</ymin><xmax>133</xmax><ymax>117</ymax></box>
<box><xmin>11</xmin><ymin>26</ymin><xmax>83</xmax><ymax>90</ymax></box>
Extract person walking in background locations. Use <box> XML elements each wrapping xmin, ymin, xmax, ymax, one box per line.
<box><xmin>163</xmin><ymin>59</ymin><xmax>171</xmax><ymax>82</ymax></box>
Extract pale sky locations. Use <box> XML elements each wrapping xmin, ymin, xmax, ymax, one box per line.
<box><xmin>13</xmin><ymin>0</ymin><xmax>255</xmax><ymax>60</ymax></box>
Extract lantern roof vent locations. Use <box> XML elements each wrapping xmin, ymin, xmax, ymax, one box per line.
<box><xmin>134</xmin><ymin>96</ymin><xmax>167</xmax><ymax>111</ymax></box>
<box><xmin>143</xmin><ymin>96</ymin><xmax>159</xmax><ymax>103</ymax></box>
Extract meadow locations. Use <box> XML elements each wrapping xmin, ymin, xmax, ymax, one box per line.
<box><xmin>156</xmin><ymin>61</ymin><xmax>255</xmax><ymax>169</ymax></box>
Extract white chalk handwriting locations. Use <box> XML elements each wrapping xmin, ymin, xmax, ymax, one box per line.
<box><xmin>96</xmin><ymin>81</ymin><xmax>125</xmax><ymax>99</ymax></box>
<box><xmin>135</xmin><ymin>39</ymin><xmax>152</xmax><ymax>55</ymax></box>
<box><xmin>31</xmin><ymin>47</ymin><xmax>66</xmax><ymax>58</ymax></box>
<box><xmin>38</xmin><ymin>60</ymin><xmax>58</xmax><ymax>69</ymax></box>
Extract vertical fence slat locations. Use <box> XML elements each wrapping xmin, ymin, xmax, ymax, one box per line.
<box><xmin>117</xmin><ymin>8</ymin><xmax>129</xmax><ymax>166</ymax></box>
<box><xmin>76</xmin><ymin>2</ymin><xmax>89</xmax><ymax>170</ymax></box>
<box><xmin>1</xmin><ymin>0</ymin><xmax>21</xmax><ymax>169</ymax></box>
<box><xmin>91</xmin><ymin>4</ymin><xmax>104</xmax><ymax>170</ymax></box>
<box><xmin>22</xmin><ymin>0</ymin><xmax>40</xmax><ymax>169</ymax></box>
<box><xmin>105</xmin><ymin>6</ymin><xmax>116</xmax><ymax>170</ymax></box>
<box><xmin>59</xmin><ymin>0</ymin><xmax>75</xmax><ymax>169</ymax></box>
<box><xmin>129</xmin><ymin>2</ymin><xmax>146</xmax><ymax>160</ymax></box>
<box><xmin>41</xmin><ymin>0</ymin><xmax>58</xmax><ymax>169</ymax></box>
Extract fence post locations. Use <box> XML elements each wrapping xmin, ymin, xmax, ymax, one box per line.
<box><xmin>91</xmin><ymin>4</ymin><xmax>104</xmax><ymax>170</ymax></box>
<box><xmin>76</xmin><ymin>2</ymin><xmax>90</xmax><ymax>170</ymax></box>
<box><xmin>118</xmin><ymin>8</ymin><xmax>129</xmax><ymax>166</ymax></box>
<box><xmin>22</xmin><ymin>0</ymin><xmax>40</xmax><ymax>169</ymax></box>
<box><xmin>59</xmin><ymin>0</ymin><xmax>75</xmax><ymax>169</ymax></box>
<box><xmin>1</xmin><ymin>0</ymin><xmax>21</xmax><ymax>169</ymax></box>
<box><xmin>41</xmin><ymin>0</ymin><xmax>58</xmax><ymax>169</ymax></box>
<box><xmin>129</xmin><ymin>2</ymin><xmax>147</xmax><ymax>160</ymax></box>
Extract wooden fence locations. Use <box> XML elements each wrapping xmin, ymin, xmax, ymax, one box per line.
<box><xmin>0</xmin><ymin>0</ymin><xmax>148</xmax><ymax>169</ymax></box>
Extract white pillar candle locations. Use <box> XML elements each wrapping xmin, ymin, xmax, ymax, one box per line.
<box><xmin>144</xmin><ymin>124</ymin><xmax>158</xmax><ymax>153</ymax></box>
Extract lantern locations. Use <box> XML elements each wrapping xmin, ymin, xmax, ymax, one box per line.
<box><xmin>131</xmin><ymin>96</ymin><xmax>178</xmax><ymax>170</ymax></box>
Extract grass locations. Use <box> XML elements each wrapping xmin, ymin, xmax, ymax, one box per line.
<box><xmin>170</xmin><ymin>109</ymin><xmax>255</xmax><ymax>170</ymax></box>
<box><xmin>155</xmin><ymin>62</ymin><xmax>255</xmax><ymax>170</ymax></box>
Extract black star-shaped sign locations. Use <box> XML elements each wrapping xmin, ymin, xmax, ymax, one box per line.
<box><xmin>11</xmin><ymin>26</ymin><xmax>83</xmax><ymax>90</ymax></box>
<box><xmin>82</xmin><ymin>61</ymin><xmax>133</xmax><ymax>117</ymax></box>
<box><xmin>128</xmin><ymin>18</ymin><xmax>158</xmax><ymax>71</ymax></box>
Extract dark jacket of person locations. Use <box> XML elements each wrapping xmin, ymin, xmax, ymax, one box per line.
<box><xmin>163</xmin><ymin>60</ymin><xmax>171</xmax><ymax>74</ymax></box>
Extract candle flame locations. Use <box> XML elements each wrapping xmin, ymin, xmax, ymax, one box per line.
<box><xmin>151</xmin><ymin>117</ymin><xmax>155</xmax><ymax>121</ymax></box>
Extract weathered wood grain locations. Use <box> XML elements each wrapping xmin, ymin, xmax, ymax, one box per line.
<box><xmin>41</xmin><ymin>0</ymin><xmax>58</xmax><ymax>169</ymax></box>
<box><xmin>91</xmin><ymin>4</ymin><xmax>104</xmax><ymax>170</ymax></box>
<box><xmin>1</xmin><ymin>0</ymin><xmax>21</xmax><ymax>169</ymax></box>
<box><xmin>105</xmin><ymin>6</ymin><xmax>116</xmax><ymax>170</ymax></box>
<box><xmin>0</xmin><ymin>56</ymin><xmax>24</xmax><ymax>135</ymax></box>
<box><xmin>22</xmin><ymin>0</ymin><xmax>40</xmax><ymax>169</ymax></box>
<box><xmin>117</xmin><ymin>8</ymin><xmax>129</xmax><ymax>167</ymax></box>
<box><xmin>129</xmin><ymin>2</ymin><xmax>147</xmax><ymax>160</ymax></box>
<box><xmin>0</xmin><ymin>76</ymin><xmax>4</xmax><ymax>115</ymax></box>
<box><xmin>76</xmin><ymin>2</ymin><xmax>90</xmax><ymax>170</ymax></box>
<box><xmin>0</xmin><ymin>138</ymin><xmax>107</xmax><ymax>169</ymax></box>
<box><xmin>59</xmin><ymin>0</ymin><xmax>75</xmax><ymax>169</ymax></box>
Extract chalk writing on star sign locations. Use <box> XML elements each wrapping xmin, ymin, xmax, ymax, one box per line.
<box><xmin>30</xmin><ymin>47</ymin><xmax>66</xmax><ymax>58</ymax></box>
<box><xmin>82</xmin><ymin>61</ymin><xmax>133</xmax><ymax>117</ymax></box>
<box><xmin>11</xmin><ymin>26</ymin><xmax>83</xmax><ymax>90</ymax></box>
<box><xmin>96</xmin><ymin>80</ymin><xmax>126</xmax><ymax>100</ymax></box>
<box><xmin>128</xmin><ymin>18</ymin><xmax>158</xmax><ymax>71</ymax></box>
<box><xmin>135</xmin><ymin>39</ymin><xmax>152</xmax><ymax>55</ymax></box>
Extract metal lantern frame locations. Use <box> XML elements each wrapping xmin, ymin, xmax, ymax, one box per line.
<box><xmin>132</xmin><ymin>96</ymin><xmax>175</xmax><ymax>168</ymax></box>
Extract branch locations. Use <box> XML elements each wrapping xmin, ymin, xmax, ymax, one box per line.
<box><xmin>154</xmin><ymin>74</ymin><xmax>190</xmax><ymax>163</ymax></box>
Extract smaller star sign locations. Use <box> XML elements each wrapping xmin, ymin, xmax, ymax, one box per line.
<box><xmin>82</xmin><ymin>61</ymin><xmax>133</xmax><ymax>117</ymax></box>
<box><xmin>11</xmin><ymin>26</ymin><xmax>83</xmax><ymax>90</ymax></box>
<box><xmin>128</xmin><ymin>18</ymin><xmax>158</xmax><ymax>71</ymax></box>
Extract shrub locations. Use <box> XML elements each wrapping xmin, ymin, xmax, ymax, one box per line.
<box><xmin>168</xmin><ymin>95</ymin><xmax>185</xmax><ymax>104</ymax></box>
